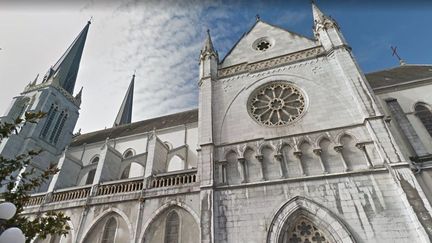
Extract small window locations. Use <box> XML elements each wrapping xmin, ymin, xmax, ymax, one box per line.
<box><xmin>91</xmin><ymin>156</ymin><xmax>99</xmax><ymax>164</ymax></box>
<box><xmin>101</xmin><ymin>217</ymin><xmax>117</xmax><ymax>243</ymax></box>
<box><xmin>164</xmin><ymin>211</ymin><xmax>180</xmax><ymax>243</ymax></box>
<box><xmin>85</xmin><ymin>169</ymin><xmax>96</xmax><ymax>185</ymax></box>
<box><xmin>123</xmin><ymin>149</ymin><xmax>134</xmax><ymax>159</ymax></box>
<box><xmin>120</xmin><ymin>165</ymin><xmax>131</xmax><ymax>179</ymax></box>
<box><xmin>415</xmin><ymin>103</ymin><xmax>432</xmax><ymax>137</ymax></box>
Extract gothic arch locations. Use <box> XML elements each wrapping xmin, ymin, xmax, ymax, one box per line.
<box><xmin>241</xmin><ymin>145</ymin><xmax>256</xmax><ymax>158</ymax></box>
<box><xmin>276</xmin><ymin>140</ymin><xmax>294</xmax><ymax>155</ymax></box>
<box><xmin>139</xmin><ymin>201</ymin><xmax>200</xmax><ymax>243</ymax></box>
<box><xmin>335</xmin><ymin>132</ymin><xmax>358</xmax><ymax>145</ymax></box>
<box><xmin>258</xmin><ymin>142</ymin><xmax>276</xmax><ymax>155</ymax></box>
<box><xmin>267</xmin><ymin>196</ymin><xmax>356</xmax><ymax>243</ymax></box>
<box><xmin>315</xmin><ymin>134</ymin><xmax>333</xmax><ymax>148</ymax></box>
<box><xmin>79</xmin><ymin>207</ymin><xmax>134</xmax><ymax>243</ymax></box>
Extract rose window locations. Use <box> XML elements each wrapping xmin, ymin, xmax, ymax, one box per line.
<box><xmin>279</xmin><ymin>217</ymin><xmax>333</xmax><ymax>243</ymax></box>
<box><xmin>256</xmin><ymin>40</ymin><xmax>271</xmax><ymax>51</ymax></box>
<box><xmin>248</xmin><ymin>82</ymin><xmax>306</xmax><ymax>127</ymax></box>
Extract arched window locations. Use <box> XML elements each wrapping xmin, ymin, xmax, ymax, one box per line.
<box><xmin>85</xmin><ymin>169</ymin><xmax>96</xmax><ymax>185</ymax></box>
<box><xmin>415</xmin><ymin>103</ymin><xmax>432</xmax><ymax>137</ymax></box>
<box><xmin>41</xmin><ymin>104</ymin><xmax>58</xmax><ymax>138</ymax></box>
<box><xmin>123</xmin><ymin>149</ymin><xmax>134</xmax><ymax>159</ymax></box>
<box><xmin>49</xmin><ymin>110</ymin><xmax>64</xmax><ymax>142</ymax></box>
<box><xmin>164</xmin><ymin>211</ymin><xmax>180</xmax><ymax>243</ymax></box>
<box><xmin>120</xmin><ymin>165</ymin><xmax>131</xmax><ymax>179</ymax></box>
<box><xmin>279</xmin><ymin>216</ymin><xmax>334</xmax><ymax>243</ymax></box>
<box><xmin>91</xmin><ymin>156</ymin><xmax>99</xmax><ymax>164</ymax></box>
<box><xmin>101</xmin><ymin>217</ymin><xmax>117</xmax><ymax>243</ymax></box>
<box><xmin>167</xmin><ymin>155</ymin><xmax>185</xmax><ymax>172</ymax></box>
<box><xmin>53</xmin><ymin>113</ymin><xmax>68</xmax><ymax>144</ymax></box>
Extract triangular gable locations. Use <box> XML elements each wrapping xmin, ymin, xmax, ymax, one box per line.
<box><xmin>220</xmin><ymin>20</ymin><xmax>318</xmax><ymax>68</ymax></box>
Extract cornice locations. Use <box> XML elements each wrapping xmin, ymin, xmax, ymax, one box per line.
<box><xmin>217</xmin><ymin>46</ymin><xmax>326</xmax><ymax>79</ymax></box>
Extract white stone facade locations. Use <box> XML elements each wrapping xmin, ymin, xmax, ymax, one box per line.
<box><xmin>2</xmin><ymin>4</ymin><xmax>432</xmax><ymax>243</ymax></box>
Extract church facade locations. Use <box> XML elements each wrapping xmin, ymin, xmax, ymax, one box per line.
<box><xmin>2</xmin><ymin>3</ymin><xmax>432</xmax><ymax>243</ymax></box>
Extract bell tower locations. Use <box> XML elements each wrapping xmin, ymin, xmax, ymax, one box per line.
<box><xmin>0</xmin><ymin>21</ymin><xmax>90</xmax><ymax>191</ymax></box>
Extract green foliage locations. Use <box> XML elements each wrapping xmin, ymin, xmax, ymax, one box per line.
<box><xmin>0</xmin><ymin>112</ymin><xmax>71</xmax><ymax>242</ymax></box>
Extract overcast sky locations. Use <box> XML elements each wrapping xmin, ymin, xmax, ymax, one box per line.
<box><xmin>1</xmin><ymin>0</ymin><xmax>431</xmax><ymax>134</ymax></box>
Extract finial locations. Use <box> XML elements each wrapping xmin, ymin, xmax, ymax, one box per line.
<box><xmin>256</xmin><ymin>14</ymin><xmax>260</xmax><ymax>21</ymax></box>
<box><xmin>133</xmin><ymin>70</ymin><xmax>136</xmax><ymax>77</ymax></box>
<box><xmin>391</xmin><ymin>46</ymin><xmax>406</xmax><ymax>66</ymax></box>
<box><xmin>207</xmin><ymin>29</ymin><xmax>210</xmax><ymax>35</ymax></box>
<box><xmin>88</xmin><ymin>16</ymin><xmax>93</xmax><ymax>24</ymax></box>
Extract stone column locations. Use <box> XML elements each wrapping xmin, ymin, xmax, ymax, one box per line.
<box><xmin>313</xmin><ymin>148</ymin><xmax>328</xmax><ymax>173</ymax></box>
<box><xmin>293</xmin><ymin>151</ymin><xmax>306</xmax><ymax>176</ymax></box>
<box><xmin>238</xmin><ymin>158</ymin><xmax>248</xmax><ymax>183</ymax></box>
<box><xmin>356</xmin><ymin>143</ymin><xmax>373</xmax><ymax>168</ymax></box>
<box><xmin>255</xmin><ymin>154</ymin><xmax>266</xmax><ymax>181</ymax></box>
<box><xmin>274</xmin><ymin>153</ymin><xmax>287</xmax><ymax>178</ymax></box>
<box><xmin>334</xmin><ymin>145</ymin><xmax>349</xmax><ymax>172</ymax></box>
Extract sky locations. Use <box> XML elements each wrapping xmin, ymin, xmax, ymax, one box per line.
<box><xmin>0</xmin><ymin>0</ymin><xmax>431</xmax><ymax>134</ymax></box>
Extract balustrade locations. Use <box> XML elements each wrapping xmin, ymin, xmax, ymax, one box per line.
<box><xmin>149</xmin><ymin>170</ymin><xmax>197</xmax><ymax>189</ymax></box>
<box><xmin>96</xmin><ymin>179</ymin><xmax>143</xmax><ymax>196</ymax></box>
<box><xmin>24</xmin><ymin>194</ymin><xmax>45</xmax><ymax>206</ymax></box>
<box><xmin>51</xmin><ymin>187</ymin><xmax>91</xmax><ymax>202</ymax></box>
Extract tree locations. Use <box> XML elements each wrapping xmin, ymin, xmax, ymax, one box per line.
<box><xmin>0</xmin><ymin>112</ymin><xmax>70</xmax><ymax>242</ymax></box>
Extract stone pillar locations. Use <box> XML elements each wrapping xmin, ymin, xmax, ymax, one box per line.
<box><xmin>293</xmin><ymin>151</ymin><xmax>306</xmax><ymax>176</ymax></box>
<box><xmin>255</xmin><ymin>154</ymin><xmax>266</xmax><ymax>181</ymax></box>
<box><xmin>275</xmin><ymin>153</ymin><xmax>287</xmax><ymax>178</ymax></box>
<box><xmin>385</xmin><ymin>98</ymin><xmax>429</xmax><ymax>158</ymax></box>
<box><xmin>356</xmin><ymin>143</ymin><xmax>373</xmax><ymax>168</ymax></box>
<box><xmin>313</xmin><ymin>148</ymin><xmax>328</xmax><ymax>173</ymax></box>
<box><xmin>334</xmin><ymin>145</ymin><xmax>349</xmax><ymax>171</ymax></box>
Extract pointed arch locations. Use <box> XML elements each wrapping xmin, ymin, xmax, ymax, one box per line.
<box><xmin>258</xmin><ymin>142</ymin><xmax>276</xmax><ymax>155</ymax></box>
<box><xmin>79</xmin><ymin>207</ymin><xmax>134</xmax><ymax>243</ymax></box>
<box><xmin>414</xmin><ymin>102</ymin><xmax>432</xmax><ymax>137</ymax></box>
<box><xmin>101</xmin><ymin>217</ymin><xmax>117</xmax><ymax>243</ymax></box>
<box><xmin>267</xmin><ymin>196</ymin><xmax>356</xmax><ymax>243</ymax></box>
<box><xmin>140</xmin><ymin>201</ymin><xmax>200</xmax><ymax>243</ymax></box>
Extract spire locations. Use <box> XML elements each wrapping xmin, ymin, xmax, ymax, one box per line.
<box><xmin>312</xmin><ymin>1</ymin><xmax>326</xmax><ymax>23</ymax></box>
<box><xmin>113</xmin><ymin>74</ymin><xmax>135</xmax><ymax>127</ymax></box>
<box><xmin>312</xmin><ymin>1</ymin><xmax>338</xmax><ymax>33</ymax></box>
<box><xmin>49</xmin><ymin>21</ymin><xmax>91</xmax><ymax>94</ymax></box>
<box><xmin>75</xmin><ymin>87</ymin><xmax>83</xmax><ymax>106</ymax></box>
<box><xmin>200</xmin><ymin>29</ymin><xmax>218</xmax><ymax>60</ymax></box>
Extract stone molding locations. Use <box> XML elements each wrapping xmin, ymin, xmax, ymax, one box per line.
<box><xmin>217</xmin><ymin>46</ymin><xmax>325</xmax><ymax>78</ymax></box>
<box><xmin>266</xmin><ymin>196</ymin><xmax>356</xmax><ymax>243</ymax></box>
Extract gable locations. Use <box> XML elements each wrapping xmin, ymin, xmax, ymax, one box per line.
<box><xmin>220</xmin><ymin>21</ymin><xmax>318</xmax><ymax>68</ymax></box>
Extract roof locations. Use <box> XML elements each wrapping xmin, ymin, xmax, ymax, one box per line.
<box><xmin>365</xmin><ymin>65</ymin><xmax>432</xmax><ymax>89</ymax></box>
<box><xmin>70</xmin><ymin>109</ymin><xmax>198</xmax><ymax>147</ymax></box>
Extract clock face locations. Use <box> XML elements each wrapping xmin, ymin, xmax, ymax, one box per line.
<box><xmin>248</xmin><ymin>81</ymin><xmax>306</xmax><ymax>127</ymax></box>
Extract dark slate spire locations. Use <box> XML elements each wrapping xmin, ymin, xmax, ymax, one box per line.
<box><xmin>49</xmin><ymin>21</ymin><xmax>91</xmax><ymax>94</ymax></box>
<box><xmin>113</xmin><ymin>74</ymin><xmax>135</xmax><ymax>127</ymax></box>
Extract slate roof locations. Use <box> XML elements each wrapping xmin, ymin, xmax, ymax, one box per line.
<box><xmin>365</xmin><ymin>65</ymin><xmax>432</xmax><ymax>89</ymax></box>
<box><xmin>70</xmin><ymin>65</ymin><xmax>432</xmax><ymax>147</ymax></box>
<box><xmin>70</xmin><ymin>109</ymin><xmax>198</xmax><ymax>146</ymax></box>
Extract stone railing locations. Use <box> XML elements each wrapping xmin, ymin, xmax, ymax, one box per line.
<box><xmin>96</xmin><ymin>178</ymin><xmax>144</xmax><ymax>196</ymax></box>
<box><xmin>148</xmin><ymin>169</ymin><xmax>197</xmax><ymax>189</ymax></box>
<box><xmin>25</xmin><ymin>193</ymin><xmax>46</xmax><ymax>207</ymax></box>
<box><xmin>51</xmin><ymin>185</ymin><xmax>91</xmax><ymax>203</ymax></box>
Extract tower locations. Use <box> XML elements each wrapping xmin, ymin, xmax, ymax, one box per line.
<box><xmin>113</xmin><ymin>74</ymin><xmax>135</xmax><ymax>127</ymax></box>
<box><xmin>0</xmin><ymin>21</ymin><xmax>90</xmax><ymax>192</ymax></box>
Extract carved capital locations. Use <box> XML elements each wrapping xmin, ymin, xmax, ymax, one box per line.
<box><xmin>355</xmin><ymin>143</ymin><xmax>366</xmax><ymax>150</ymax></box>
<box><xmin>334</xmin><ymin>145</ymin><xmax>343</xmax><ymax>153</ymax></box>
<box><xmin>274</xmin><ymin>153</ymin><xmax>283</xmax><ymax>161</ymax></box>
<box><xmin>255</xmin><ymin>154</ymin><xmax>264</xmax><ymax>161</ymax></box>
<box><xmin>313</xmin><ymin>148</ymin><xmax>322</xmax><ymax>155</ymax></box>
<box><xmin>293</xmin><ymin>151</ymin><xmax>302</xmax><ymax>158</ymax></box>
